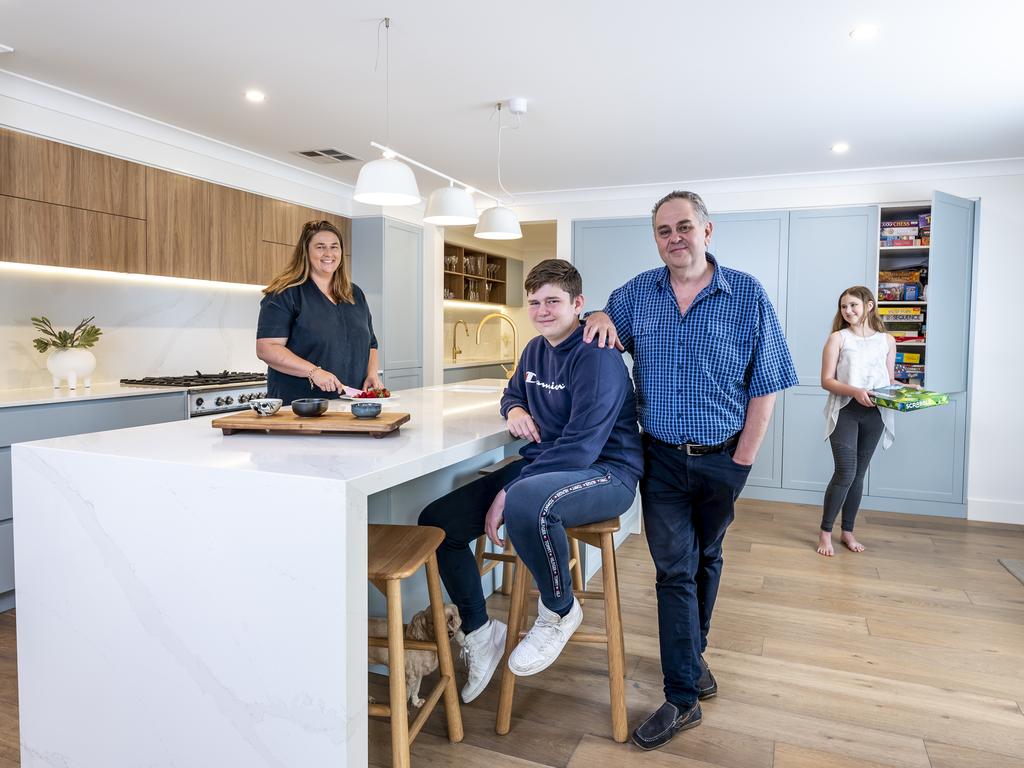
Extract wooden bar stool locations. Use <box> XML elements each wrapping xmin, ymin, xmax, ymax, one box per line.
<box><xmin>368</xmin><ymin>524</ymin><xmax>463</xmax><ymax>768</ymax></box>
<box><xmin>495</xmin><ymin>518</ymin><xmax>627</xmax><ymax>742</ymax></box>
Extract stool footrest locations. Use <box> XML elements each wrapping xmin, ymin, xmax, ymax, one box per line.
<box><xmin>368</xmin><ymin>635</ymin><xmax>439</xmax><ymax>652</ymax></box>
<box><xmin>368</xmin><ymin>702</ymin><xmax>390</xmax><ymax>717</ymax></box>
<box><xmin>517</xmin><ymin>629</ymin><xmax>608</xmax><ymax>644</ymax></box>
<box><xmin>481</xmin><ymin>552</ymin><xmax>517</xmax><ymax>564</ymax></box>
<box><xmin>409</xmin><ymin>675</ymin><xmax>451</xmax><ymax>742</ymax></box>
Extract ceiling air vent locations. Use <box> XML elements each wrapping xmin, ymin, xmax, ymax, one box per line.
<box><xmin>293</xmin><ymin>148</ymin><xmax>360</xmax><ymax>164</ymax></box>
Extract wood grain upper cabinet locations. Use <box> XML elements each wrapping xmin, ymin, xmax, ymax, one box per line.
<box><xmin>0</xmin><ymin>196</ymin><xmax>71</xmax><ymax>267</ymax></box>
<box><xmin>208</xmin><ymin>184</ymin><xmax>260</xmax><ymax>284</ymax></box>
<box><xmin>145</xmin><ymin>168</ymin><xmax>209</xmax><ymax>280</ymax></box>
<box><xmin>0</xmin><ymin>127</ymin><xmax>144</xmax><ymax>219</ymax></box>
<box><xmin>258</xmin><ymin>197</ymin><xmax>351</xmax><ymax>285</ymax></box>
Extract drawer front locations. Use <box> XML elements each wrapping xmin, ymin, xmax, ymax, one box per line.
<box><xmin>0</xmin><ymin>448</ymin><xmax>9</xmax><ymax>523</ymax></box>
<box><xmin>0</xmin><ymin>520</ymin><xmax>12</xmax><ymax>593</ymax></box>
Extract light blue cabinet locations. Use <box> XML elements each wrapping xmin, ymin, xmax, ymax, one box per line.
<box><xmin>926</xmin><ymin>192</ymin><xmax>976</xmax><ymax>393</ymax></box>
<box><xmin>780</xmin><ymin>388</ymin><xmax>835</xmax><ymax>493</ymax></box>
<box><xmin>867</xmin><ymin>392</ymin><xmax>967</xmax><ymax>504</ymax></box>
<box><xmin>712</xmin><ymin>210</ymin><xmax>790</xmax><ymax>488</ymax></box>
<box><xmin>352</xmin><ymin>217</ymin><xmax>424</xmax><ymax>389</ymax></box>
<box><xmin>505</xmin><ymin>258</ymin><xmax>524</xmax><ymax>308</ymax></box>
<box><xmin>1</xmin><ymin>391</ymin><xmax>187</xmax><ymax>603</ymax></box>
<box><xmin>786</xmin><ymin>206</ymin><xmax>879</xmax><ymax>386</ymax></box>
<box><xmin>572</xmin><ymin>217</ymin><xmax>660</xmax><ymax>314</ymax></box>
<box><xmin>571</xmin><ymin>194</ymin><xmax>975</xmax><ymax>519</ymax></box>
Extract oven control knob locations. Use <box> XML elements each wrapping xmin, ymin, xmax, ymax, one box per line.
<box><xmin>215</xmin><ymin>397</ymin><xmax>225</xmax><ymax>407</ymax></box>
<box><xmin>195</xmin><ymin>397</ymin><xmax>204</xmax><ymax>407</ymax></box>
<box><xmin>225</xmin><ymin>396</ymin><xmax>234</xmax><ymax>405</ymax></box>
<box><xmin>238</xmin><ymin>394</ymin><xmax>248</xmax><ymax>403</ymax></box>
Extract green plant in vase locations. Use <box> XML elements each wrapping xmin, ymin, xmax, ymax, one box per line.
<box><xmin>31</xmin><ymin>316</ymin><xmax>103</xmax><ymax>390</ymax></box>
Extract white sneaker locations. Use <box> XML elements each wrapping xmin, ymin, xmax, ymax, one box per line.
<box><xmin>458</xmin><ymin>619</ymin><xmax>507</xmax><ymax>703</ymax></box>
<box><xmin>508</xmin><ymin>597</ymin><xmax>582</xmax><ymax>676</ymax></box>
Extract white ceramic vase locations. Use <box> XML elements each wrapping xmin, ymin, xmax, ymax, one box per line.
<box><xmin>46</xmin><ymin>348</ymin><xmax>96</xmax><ymax>390</ymax></box>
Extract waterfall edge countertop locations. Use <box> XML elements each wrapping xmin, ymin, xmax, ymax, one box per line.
<box><xmin>11</xmin><ymin>379</ymin><xmax>515</xmax><ymax>768</ymax></box>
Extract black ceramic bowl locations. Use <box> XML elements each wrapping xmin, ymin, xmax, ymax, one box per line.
<box><xmin>350</xmin><ymin>402</ymin><xmax>382</xmax><ymax>419</ymax></box>
<box><xmin>291</xmin><ymin>398</ymin><xmax>329</xmax><ymax>417</ymax></box>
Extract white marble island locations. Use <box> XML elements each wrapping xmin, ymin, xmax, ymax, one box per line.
<box><xmin>12</xmin><ymin>380</ymin><xmax>516</xmax><ymax>768</ymax></box>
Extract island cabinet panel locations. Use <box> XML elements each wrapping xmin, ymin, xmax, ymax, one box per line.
<box><xmin>0</xmin><ymin>127</ymin><xmax>145</xmax><ymax>219</ymax></box>
<box><xmin>145</xmin><ymin>167</ymin><xmax>210</xmax><ymax>280</ymax></box>
<box><xmin>0</xmin><ymin>391</ymin><xmax>187</xmax><ymax>605</ymax></box>
<box><xmin>0</xmin><ymin>195</ymin><xmax>72</xmax><ymax>267</ymax></box>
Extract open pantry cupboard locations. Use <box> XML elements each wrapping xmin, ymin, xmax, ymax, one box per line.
<box><xmin>875</xmin><ymin>191</ymin><xmax>976</xmax><ymax>394</ymax></box>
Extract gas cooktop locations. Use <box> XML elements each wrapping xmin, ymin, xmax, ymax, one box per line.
<box><xmin>120</xmin><ymin>371</ymin><xmax>267</xmax><ymax>388</ymax></box>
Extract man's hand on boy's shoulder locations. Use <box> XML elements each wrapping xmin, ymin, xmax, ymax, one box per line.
<box><xmin>583</xmin><ymin>311</ymin><xmax>624</xmax><ymax>351</ymax></box>
<box><xmin>506</xmin><ymin>406</ymin><xmax>541</xmax><ymax>443</ymax></box>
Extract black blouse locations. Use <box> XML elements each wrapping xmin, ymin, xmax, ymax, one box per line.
<box><xmin>257</xmin><ymin>281</ymin><xmax>378</xmax><ymax>405</ymax></box>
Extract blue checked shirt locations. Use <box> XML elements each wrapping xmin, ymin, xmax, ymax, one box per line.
<box><xmin>603</xmin><ymin>254</ymin><xmax>797</xmax><ymax>446</ymax></box>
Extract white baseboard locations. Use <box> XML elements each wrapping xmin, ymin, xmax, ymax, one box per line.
<box><xmin>967</xmin><ymin>497</ymin><xmax>1024</xmax><ymax>525</ymax></box>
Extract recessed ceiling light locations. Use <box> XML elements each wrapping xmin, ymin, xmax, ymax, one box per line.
<box><xmin>244</xmin><ymin>90</ymin><xmax>266</xmax><ymax>103</ymax></box>
<box><xmin>849</xmin><ymin>25</ymin><xmax>878</xmax><ymax>41</ymax></box>
<box><xmin>831</xmin><ymin>142</ymin><xmax>850</xmax><ymax>154</ymax></box>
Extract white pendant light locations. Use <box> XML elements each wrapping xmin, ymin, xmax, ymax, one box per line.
<box><xmin>354</xmin><ymin>157</ymin><xmax>420</xmax><ymax>206</ymax></box>
<box><xmin>475</xmin><ymin>101</ymin><xmax>522</xmax><ymax>240</ymax></box>
<box><xmin>353</xmin><ymin>18</ymin><xmax>419</xmax><ymax>208</ymax></box>
<box><xmin>475</xmin><ymin>205</ymin><xmax>522</xmax><ymax>239</ymax></box>
<box><xmin>423</xmin><ymin>184</ymin><xmax>478</xmax><ymax>225</ymax></box>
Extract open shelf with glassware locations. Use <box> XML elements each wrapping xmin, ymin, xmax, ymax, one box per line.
<box><xmin>877</xmin><ymin>204</ymin><xmax>931</xmax><ymax>386</ymax></box>
<box><xmin>442</xmin><ymin>242</ymin><xmax>508</xmax><ymax>304</ymax></box>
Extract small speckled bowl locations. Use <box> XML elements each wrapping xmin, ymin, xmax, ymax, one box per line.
<box><xmin>350</xmin><ymin>402</ymin><xmax>382</xmax><ymax>419</ymax></box>
<box><xmin>291</xmin><ymin>398</ymin><xmax>329</xmax><ymax>417</ymax></box>
<box><xmin>249</xmin><ymin>398</ymin><xmax>283</xmax><ymax>416</ymax></box>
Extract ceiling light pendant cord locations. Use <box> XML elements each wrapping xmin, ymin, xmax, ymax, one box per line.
<box><xmin>374</xmin><ymin>18</ymin><xmax>392</xmax><ymax>147</ymax></box>
<box><xmin>496</xmin><ymin>103</ymin><xmax>515</xmax><ymax>207</ymax></box>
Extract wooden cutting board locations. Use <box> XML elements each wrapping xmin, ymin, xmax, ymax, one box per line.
<box><xmin>212</xmin><ymin>410</ymin><xmax>410</xmax><ymax>438</ymax></box>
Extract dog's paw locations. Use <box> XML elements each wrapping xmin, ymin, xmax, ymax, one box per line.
<box><xmin>368</xmin><ymin>696</ymin><xmax>377</xmax><ymax>704</ymax></box>
<box><xmin>410</xmin><ymin>696</ymin><xmax>425</xmax><ymax>708</ymax></box>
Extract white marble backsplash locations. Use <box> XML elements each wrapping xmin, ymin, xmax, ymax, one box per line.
<box><xmin>0</xmin><ymin>265</ymin><xmax>265</xmax><ymax>390</ymax></box>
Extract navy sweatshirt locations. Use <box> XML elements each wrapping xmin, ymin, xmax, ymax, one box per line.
<box><xmin>499</xmin><ymin>325</ymin><xmax>643</xmax><ymax>491</ymax></box>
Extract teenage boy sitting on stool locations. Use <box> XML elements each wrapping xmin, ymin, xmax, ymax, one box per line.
<box><xmin>419</xmin><ymin>259</ymin><xmax>643</xmax><ymax>703</ymax></box>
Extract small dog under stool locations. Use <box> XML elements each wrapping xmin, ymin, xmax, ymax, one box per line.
<box><xmin>369</xmin><ymin>603</ymin><xmax>463</xmax><ymax>708</ymax></box>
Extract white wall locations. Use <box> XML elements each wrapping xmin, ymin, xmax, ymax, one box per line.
<box><xmin>510</xmin><ymin>161</ymin><xmax>1024</xmax><ymax>524</ymax></box>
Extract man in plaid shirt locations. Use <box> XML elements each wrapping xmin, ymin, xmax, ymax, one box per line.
<box><xmin>584</xmin><ymin>191</ymin><xmax>797</xmax><ymax>750</ymax></box>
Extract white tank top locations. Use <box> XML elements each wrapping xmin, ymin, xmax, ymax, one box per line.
<box><xmin>823</xmin><ymin>328</ymin><xmax>895</xmax><ymax>448</ymax></box>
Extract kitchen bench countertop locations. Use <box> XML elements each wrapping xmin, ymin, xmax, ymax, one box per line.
<box><xmin>442</xmin><ymin>357</ymin><xmax>514</xmax><ymax>370</ymax></box>
<box><xmin>0</xmin><ymin>382</ymin><xmax>189</xmax><ymax>409</ymax></box>
<box><xmin>12</xmin><ymin>379</ymin><xmax>516</xmax><ymax>768</ymax></box>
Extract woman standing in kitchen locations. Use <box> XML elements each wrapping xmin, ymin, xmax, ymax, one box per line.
<box><xmin>256</xmin><ymin>219</ymin><xmax>382</xmax><ymax>404</ymax></box>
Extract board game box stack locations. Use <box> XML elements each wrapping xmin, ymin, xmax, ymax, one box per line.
<box><xmin>880</xmin><ymin>216</ymin><xmax>929</xmax><ymax>248</ymax></box>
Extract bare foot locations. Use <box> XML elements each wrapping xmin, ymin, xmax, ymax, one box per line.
<box><xmin>840</xmin><ymin>531</ymin><xmax>865</xmax><ymax>553</ymax></box>
<box><xmin>816</xmin><ymin>531</ymin><xmax>834</xmax><ymax>557</ymax></box>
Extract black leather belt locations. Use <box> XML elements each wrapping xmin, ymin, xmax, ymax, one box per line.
<box><xmin>647</xmin><ymin>432</ymin><xmax>740</xmax><ymax>456</ymax></box>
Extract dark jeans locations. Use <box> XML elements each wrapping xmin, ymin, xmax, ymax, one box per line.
<box><xmin>640</xmin><ymin>435</ymin><xmax>751</xmax><ymax>708</ymax></box>
<box><xmin>822</xmin><ymin>401</ymin><xmax>884</xmax><ymax>533</ymax></box>
<box><xmin>419</xmin><ymin>461</ymin><xmax>636</xmax><ymax>635</ymax></box>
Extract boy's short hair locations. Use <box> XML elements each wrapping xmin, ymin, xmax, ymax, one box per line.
<box><xmin>524</xmin><ymin>259</ymin><xmax>583</xmax><ymax>300</ymax></box>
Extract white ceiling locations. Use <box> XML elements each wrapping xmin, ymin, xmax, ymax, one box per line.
<box><xmin>2</xmin><ymin>1</ymin><xmax>1022</xmax><ymax>197</ymax></box>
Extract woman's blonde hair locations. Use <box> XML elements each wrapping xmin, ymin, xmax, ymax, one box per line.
<box><xmin>832</xmin><ymin>285</ymin><xmax>886</xmax><ymax>333</ymax></box>
<box><xmin>263</xmin><ymin>220</ymin><xmax>354</xmax><ymax>304</ymax></box>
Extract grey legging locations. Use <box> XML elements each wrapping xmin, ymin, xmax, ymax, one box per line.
<box><xmin>821</xmin><ymin>400</ymin><xmax>884</xmax><ymax>533</ymax></box>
